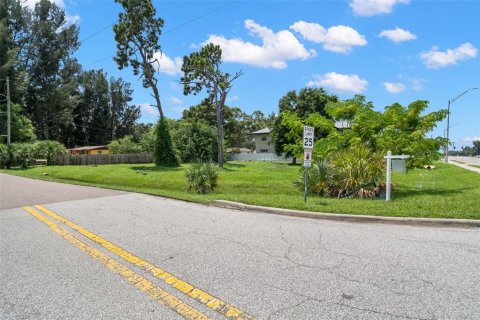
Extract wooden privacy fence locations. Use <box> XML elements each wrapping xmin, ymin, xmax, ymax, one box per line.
<box><xmin>53</xmin><ymin>154</ymin><xmax>153</xmax><ymax>166</ymax></box>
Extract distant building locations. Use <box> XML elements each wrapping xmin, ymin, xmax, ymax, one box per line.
<box><xmin>252</xmin><ymin>128</ymin><xmax>275</xmax><ymax>153</ymax></box>
<box><xmin>334</xmin><ymin>120</ymin><xmax>351</xmax><ymax>130</ymax></box>
<box><xmin>68</xmin><ymin>146</ymin><xmax>109</xmax><ymax>155</ymax></box>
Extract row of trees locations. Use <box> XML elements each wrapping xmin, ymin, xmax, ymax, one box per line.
<box><xmin>272</xmin><ymin>88</ymin><xmax>448</xmax><ymax>169</ymax></box>
<box><xmin>449</xmin><ymin>141</ymin><xmax>480</xmax><ymax>157</ymax></box>
<box><xmin>1</xmin><ymin>0</ymin><xmax>140</xmax><ymax>147</ymax></box>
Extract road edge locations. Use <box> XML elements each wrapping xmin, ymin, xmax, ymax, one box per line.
<box><xmin>211</xmin><ymin>200</ymin><xmax>480</xmax><ymax>228</ymax></box>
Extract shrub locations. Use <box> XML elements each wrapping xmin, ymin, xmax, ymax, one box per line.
<box><xmin>185</xmin><ymin>162</ymin><xmax>219</xmax><ymax>194</ymax></box>
<box><xmin>108</xmin><ymin>136</ymin><xmax>143</xmax><ymax>154</ymax></box>
<box><xmin>0</xmin><ymin>144</ymin><xmax>9</xmax><ymax>169</ymax></box>
<box><xmin>172</xmin><ymin>121</ymin><xmax>217</xmax><ymax>163</ymax></box>
<box><xmin>296</xmin><ymin>146</ymin><xmax>385</xmax><ymax>199</ymax></box>
<box><xmin>34</xmin><ymin>140</ymin><xmax>66</xmax><ymax>165</ymax></box>
<box><xmin>11</xmin><ymin>143</ymin><xmax>35</xmax><ymax>168</ymax></box>
<box><xmin>154</xmin><ymin>118</ymin><xmax>179</xmax><ymax>167</ymax></box>
<box><xmin>139</xmin><ymin>129</ymin><xmax>155</xmax><ymax>154</ymax></box>
<box><xmin>295</xmin><ymin>159</ymin><xmax>336</xmax><ymax>197</ymax></box>
<box><xmin>330</xmin><ymin>145</ymin><xmax>385</xmax><ymax>196</ymax></box>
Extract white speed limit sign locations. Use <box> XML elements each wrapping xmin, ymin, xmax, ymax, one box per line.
<box><xmin>303</xmin><ymin>125</ymin><xmax>314</xmax><ymax>149</ymax></box>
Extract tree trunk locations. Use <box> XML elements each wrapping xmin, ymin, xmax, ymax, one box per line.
<box><xmin>216</xmin><ymin>91</ymin><xmax>227</xmax><ymax>167</ymax></box>
<box><xmin>292</xmin><ymin>157</ymin><xmax>297</xmax><ymax>165</ymax></box>
<box><xmin>151</xmin><ymin>83</ymin><xmax>164</xmax><ymax>120</ymax></box>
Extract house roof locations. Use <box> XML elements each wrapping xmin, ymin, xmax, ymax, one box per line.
<box><xmin>68</xmin><ymin>145</ymin><xmax>108</xmax><ymax>151</ymax></box>
<box><xmin>252</xmin><ymin>128</ymin><xmax>270</xmax><ymax>134</ymax></box>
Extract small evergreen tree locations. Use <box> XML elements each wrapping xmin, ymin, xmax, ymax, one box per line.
<box><xmin>154</xmin><ymin>118</ymin><xmax>178</xmax><ymax>167</ymax></box>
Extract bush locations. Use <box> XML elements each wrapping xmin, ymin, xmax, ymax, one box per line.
<box><xmin>108</xmin><ymin>136</ymin><xmax>143</xmax><ymax>154</ymax></box>
<box><xmin>139</xmin><ymin>129</ymin><xmax>155</xmax><ymax>154</ymax></box>
<box><xmin>185</xmin><ymin>162</ymin><xmax>219</xmax><ymax>194</ymax></box>
<box><xmin>295</xmin><ymin>159</ymin><xmax>336</xmax><ymax>197</ymax></box>
<box><xmin>34</xmin><ymin>140</ymin><xmax>66</xmax><ymax>165</ymax></box>
<box><xmin>296</xmin><ymin>146</ymin><xmax>385</xmax><ymax>199</ymax></box>
<box><xmin>0</xmin><ymin>144</ymin><xmax>9</xmax><ymax>169</ymax></box>
<box><xmin>154</xmin><ymin>118</ymin><xmax>179</xmax><ymax>167</ymax></box>
<box><xmin>172</xmin><ymin>121</ymin><xmax>217</xmax><ymax>163</ymax></box>
<box><xmin>11</xmin><ymin>143</ymin><xmax>35</xmax><ymax>168</ymax></box>
<box><xmin>330</xmin><ymin>145</ymin><xmax>385</xmax><ymax>196</ymax></box>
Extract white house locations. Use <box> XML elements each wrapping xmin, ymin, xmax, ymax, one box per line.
<box><xmin>251</xmin><ymin>128</ymin><xmax>275</xmax><ymax>153</ymax></box>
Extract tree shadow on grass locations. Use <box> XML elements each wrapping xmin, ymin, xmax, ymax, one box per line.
<box><xmin>392</xmin><ymin>187</ymin><xmax>473</xmax><ymax>199</ymax></box>
<box><xmin>130</xmin><ymin>165</ymin><xmax>183</xmax><ymax>172</ymax></box>
<box><xmin>222</xmin><ymin>162</ymin><xmax>247</xmax><ymax>172</ymax></box>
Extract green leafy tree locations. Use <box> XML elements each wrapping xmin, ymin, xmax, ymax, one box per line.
<box><xmin>21</xmin><ymin>0</ymin><xmax>80</xmax><ymax>141</ymax></box>
<box><xmin>110</xmin><ymin>77</ymin><xmax>140</xmax><ymax>140</ymax></box>
<box><xmin>0</xmin><ymin>103</ymin><xmax>36</xmax><ymax>143</ymax></box>
<box><xmin>272</xmin><ymin>88</ymin><xmax>337</xmax><ymax>162</ymax></box>
<box><xmin>0</xmin><ymin>0</ymin><xmax>28</xmax><ymax>105</ymax></box>
<box><xmin>113</xmin><ymin>0</ymin><xmax>176</xmax><ymax>166</ymax></box>
<box><xmin>376</xmin><ymin>100</ymin><xmax>447</xmax><ymax>167</ymax></box>
<box><xmin>74</xmin><ymin>69</ymin><xmax>111</xmax><ymax>146</ymax></box>
<box><xmin>181</xmin><ymin>43</ymin><xmax>243</xmax><ymax>167</ymax></box>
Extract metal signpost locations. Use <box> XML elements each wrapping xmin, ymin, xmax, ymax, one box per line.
<box><xmin>384</xmin><ymin>151</ymin><xmax>410</xmax><ymax>201</ymax></box>
<box><xmin>303</xmin><ymin>126</ymin><xmax>314</xmax><ymax>202</ymax></box>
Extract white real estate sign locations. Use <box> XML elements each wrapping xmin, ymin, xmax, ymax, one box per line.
<box><xmin>303</xmin><ymin>125</ymin><xmax>314</xmax><ymax>149</ymax></box>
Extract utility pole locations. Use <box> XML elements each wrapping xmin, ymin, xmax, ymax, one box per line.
<box><xmin>6</xmin><ymin>77</ymin><xmax>11</xmax><ymax>146</ymax></box>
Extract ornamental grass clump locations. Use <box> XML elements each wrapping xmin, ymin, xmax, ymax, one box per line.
<box><xmin>185</xmin><ymin>162</ymin><xmax>219</xmax><ymax>194</ymax></box>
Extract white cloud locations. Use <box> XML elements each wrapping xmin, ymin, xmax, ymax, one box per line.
<box><xmin>167</xmin><ymin>96</ymin><xmax>182</xmax><ymax>105</ymax></box>
<box><xmin>290</xmin><ymin>21</ymin><xmax>367</xmax><ymax>53</ymax></box>
<box><xmin>411</xmin><ymin>78</ymin><xmax>424</xmax><ymax>91</ymax></box>
<box><xmin>227</xmin><ymin>95</ymin><xmax>239</xmax><ymax>102</ymax></box>
<box><xmin>138</xmin><ymin>103</ymin><xmax>158</xmax><ymax>116</ymax></box>
<box><xmin>420</xmin><ymin>42</ymin><xmax>477</xmax><ymax>69</ymax></box>
<box><xmin>170</xmin><ymin>107</ymin><xmax>186</xmax><ymax>114</ymax></box>
<box><xmin>462</xmin><ymin>136</ymin><xmax>480</xmax><ymax>143</ymax></box>
<box><xmin>64</xmin><ymin>14</ymin><xmax>81</xmax><ymax>27</ymax></box>
<box><xmin>379</xmin><ymin>27</ymin><xmax>416</xmax><ymax>43</ymax></box>
<box><xmin>350</xmin><ymin>0</ymin><xmax>410</xmax><ymax>17</ymax></box>
<box><xmin>307</xmin><ymin>72</ymin><xmax>368</xmax><ymax>94</ymax></box>
<box><xmin>152</xmin><ymin>52</ymin><xmax>183</xmax><ymax>75</ymax></box>
<box><xmin>23</xmin><ymin>0</ymin><xmax>64</xmax><ymax>9</ymax></box>
<box><xmin>383</xmin><ymin>82</ymin><xmax>406</xmax><ymax>93</ymax></box>
<box><xmin>203</xmin><ymin>19</ymin><xmax>316</xmax><ymax>69</ymax></box>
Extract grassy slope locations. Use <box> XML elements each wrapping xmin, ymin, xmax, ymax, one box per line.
<box><xmin>2</xmin><ymin>161</ymin><xmax>479</xmax><ymax>219</ymax></box>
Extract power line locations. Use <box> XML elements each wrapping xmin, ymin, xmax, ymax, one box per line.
<box><xmin>79</xmin><ymin>23</ymin><xmax>114</xmax><ymax>44</ymax></box>
<box><xmin>83</xmin><ymin>0</ymin><xmax>238</xmax><ymax>68</ymax></box>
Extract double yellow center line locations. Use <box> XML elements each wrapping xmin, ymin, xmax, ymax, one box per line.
<box><xmin>22</xmin><ymin>205</ymin><xmax>255</xmax><ymax>320</ymax></box>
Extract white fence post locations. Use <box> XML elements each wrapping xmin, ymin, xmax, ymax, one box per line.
<box><xmin>386</xmin><ymin>150</ymin><xmax>392</xmax><ymax>202</ymax></box>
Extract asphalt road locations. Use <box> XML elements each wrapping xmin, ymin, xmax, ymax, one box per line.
<box><xmin>1</xmin><ymin>174</ymin><xmax>479</xmax><ymax>319</ymax></box>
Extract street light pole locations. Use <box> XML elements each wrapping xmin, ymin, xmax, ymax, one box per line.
<box><xmin>445</xmin><ymin>87</ymin><xmax>478</xmax><ymax>163</ymax></box>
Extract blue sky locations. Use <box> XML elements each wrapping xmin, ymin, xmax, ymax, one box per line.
<box><xmin>30</xmin><ymin>0</ymin><xmax>480</xmax><ymax>148</ymax></box>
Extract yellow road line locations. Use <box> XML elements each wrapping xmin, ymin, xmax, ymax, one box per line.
<box><xmin>22</xmin><ymin>206</ymin><xmax>210</xmax><ymax>320</ymax></box>
<box><xmin>34</xmin><ymin>205</ymin><xmax>255</xmax><ymax>320</ymax></box>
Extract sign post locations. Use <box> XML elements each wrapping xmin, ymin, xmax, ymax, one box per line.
<box><xmin>303</xmin><ymin>126</ymin><xmax>314</xmax><ymax>202</ymax></box>
<box><xmin>384</xmin><ymin>151</ymin><xmax>410</xmax><ymax>201</ymax></box>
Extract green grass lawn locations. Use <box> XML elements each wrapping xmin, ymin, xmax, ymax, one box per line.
<box><xmin>470</xmin><ymin>164</ymin><xmax>480</xmax><ymax>169</ymax></box>
<box><xmin>2</xmin><ymin>161</ymin><xmax>479</xmax><ymax>219</ymax></box>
